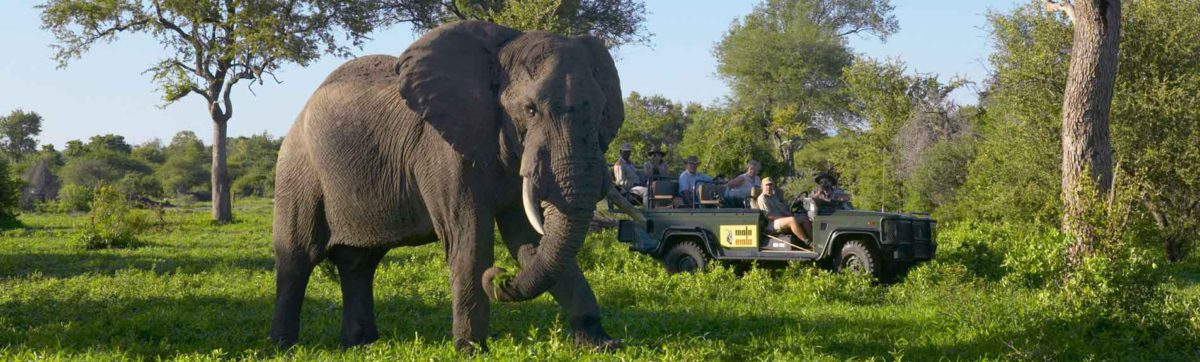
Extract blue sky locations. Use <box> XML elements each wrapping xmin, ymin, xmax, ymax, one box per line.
<box><xmin>0</xmin><ymin>1</ymin><xmax>1021</xmax><ymax>148</ymax></box>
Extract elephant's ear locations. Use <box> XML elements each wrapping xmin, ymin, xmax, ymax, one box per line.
<box><xmin>396</xmin><ymin>21</ymin><xmax>522</xmax><ymax>162</ymax></box>
<box><xmin>578</xmin><ymin>36</ymin><xmax>624</xmax><ymax>154</ymax></box>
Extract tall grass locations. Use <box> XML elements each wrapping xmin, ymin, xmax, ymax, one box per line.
<box><xmin>0</xmin><ymin>198</ymin><xmax>1195</xmax><ymax>360</ymax></box>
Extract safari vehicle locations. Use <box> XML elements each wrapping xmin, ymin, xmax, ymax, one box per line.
<box><xmin>613</xmin><ymin>178</ymin><xmax>936</xmax><ymax>280</ymax></box>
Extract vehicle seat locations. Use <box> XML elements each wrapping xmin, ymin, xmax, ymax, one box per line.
<box><xmin>649</xmin><ymin>179</ymin><xmax>678</xmax><ymax>208</ymax></box>
<box><xmin>696</xmin><ymin>183</ymin><xmax>725</xmax><ymax>208</ymax></box>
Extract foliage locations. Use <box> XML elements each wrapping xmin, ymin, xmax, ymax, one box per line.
<box><xmin>675</xmin><ymin>104</ymin><xmax>786</xmax><ymax>178</ymax></box>
<box><xmin>0</xmin><ymin>109</ymin><xmax>43</xmax><ymax>162</ymax></box>
<box><xmin>228</xmin><ymin>133</ymin><xmax>279</xmax><ymax>197</ymax></box>
<box><xmin>56</xmin><ymin>184</ymin><xmax>94</xmax><ymax>213</ymax></box>
<box><xmin>116</xmin><ymin>173</ymin><xmax>163</xmax><ymax>201</ymax></box>
<box><xmin>0</xmin><ymin>158</ymin><xmax>23</xmax><ymax>229</ymax></box>
<box><xmin>604</xmin><ymin>92</ymin><xmax>693</xmax><ymax>168</ymax></box>
<box><xmin>416</xmin><ymin>0</ymin><xmax>651</xmax><ymax>47</ymax></box>
<box><xmin>58</xmin><ymin>135</ymin><xmax>152</xmax><ymax>188</ymax></box>
<box><xmin>131</xmin><ymin>138</ymin><xmax>166</xmax><ymax>165</ymax></box>
<box><xmin>72</xmin><ymin>185</ymin><xmax>146</xmax><ymax>249</ymax></box>
<box><xmin>157</xmin><ymin>131</ymin><xmax>209</xmax><ymax>195</ymax></box>
<box><xmin>830</xmin><ymin>57</ymin><xmax>970</xmax><ymax>213</ymax></box>
<box><xmin>952</xmin><ymin>1</ymin><xmax>1200</xmax><ymax>261</ymax></box>
<box><xmin>714</xmin><ymin>0</ymin><xmax>896</xmax><ymax>167</ymax></box>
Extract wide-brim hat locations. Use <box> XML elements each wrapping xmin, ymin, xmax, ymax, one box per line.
<box><xmin>684</xmin><ymin>155</ymin><xmax>699</xmax><ymax>164</ymax></box>
<box><xmin>619</xmin><ymin>143</ymin><xmax>632</xmax><ymax>152</ymax></box>
<box><xmin>646</xmin><ymin>144</ymin><xmax>665</xmax><ymax>155</ymax></box>
<box><xmin>814</xmin><ymin>172</ymin><xmax>838</xmax><ymax>185</ymax></box>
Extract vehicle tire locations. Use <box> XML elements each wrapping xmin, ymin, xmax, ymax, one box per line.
<box><xmin>836</xmin><ymin>240</ymin><xmax>881</xmax><ymax>279</ymax></box>
<box><xmin>663</xmin><ymin>241</ymin><xmax>707</xmax><ymax>274</ymax></box>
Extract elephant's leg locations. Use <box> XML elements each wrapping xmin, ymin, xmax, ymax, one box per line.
<box><xmin>425</xmin><ymin>189</ymin><xmax>496</xmax><ymax>354</ymax></box>
<box><xmin>268</xmin><ymin>182</ymin><xmax>328</xmax><ymax>347</ymax></box>
<box><xmin>328</xmin><ymin>245</ymin><xmax>388</xmax><ymax>348</ymax></box>
<box><xmin>495</xmin><ymin>208</ymin><xmax>621</xmax><ymax>351</ymax></box>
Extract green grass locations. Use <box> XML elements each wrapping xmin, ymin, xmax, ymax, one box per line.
<box><xmin>1</xmin><ymin>198</ymin><xmax>1197</xmax><ymax>361</ymax></box>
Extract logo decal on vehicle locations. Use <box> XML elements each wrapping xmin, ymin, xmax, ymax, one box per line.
<box><xmin>719</xmin><ymin>224</ymin><xmax>758</xmax><ymax>248</ymax></box>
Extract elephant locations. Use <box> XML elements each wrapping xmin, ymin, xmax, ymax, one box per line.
<box><xmin>268</xmin><ymin>20</ymin><xmax>638</xmax><ymax>353</ymax></box>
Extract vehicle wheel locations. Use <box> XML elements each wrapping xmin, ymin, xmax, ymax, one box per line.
<box><xmin>663</xmin><ymin>241</ymin><xmax>706</xmax><ymax>274</ymax></box>
<box><xmin>837</xmin><ymin>240</ymin><xmax>880</xmax><ymax>278</ymax></box>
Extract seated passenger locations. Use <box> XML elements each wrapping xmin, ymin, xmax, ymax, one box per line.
<box><xmin>811</xmin><ymin>172</ymin><xmax>851</xmax><ymax>214</ymax></box>
<box><xmin>643</xmin><ymin>144</ymin><xmax>669</xmax><ymax>180</ymax></box>
<box><xmin>613</xmin><ymin>143</ymin><xmax>646</xmax><ymax>198</ymax></box>
<box><xmin>678</xmin><ymin>155</ymin><xmax>712</xmax><ymax>205</ymax></box>
<box><xmin>725</xmin><ymin>159</ymin><xmax>761</xmax><ymax>201</ymax></box>
<box><xmin>752</xmin><ymin>177</ymin><xmax>810</xmax><ymax>244</ymax></box>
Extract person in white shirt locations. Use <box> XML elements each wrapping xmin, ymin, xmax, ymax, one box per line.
<box><xmin>724</xmin><ymin>159</ymin><xmax>761</xmax><ymax>201</ymax></box>
<box><xmin>677</xmin><ymin>155</ymin><xmax>711</xmax><ymax>205</ymax></box>
<box><xmin>613</xmin><ymin>143</ymin><xmax>646</xmax><ymax>197</ymax></box>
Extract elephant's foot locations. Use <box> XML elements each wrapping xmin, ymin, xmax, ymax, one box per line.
<box><xmin>571</xmin><ymin>315</ymin><xmax>623</xmax><ymax>352</ymax></box>
<box><xmin>454</xmin><ymin>338</ymin><xmax>489</xmax><ymax>356</ymax></box>
<box><xmin>339</xmin><ymin>326</ymin><xmax>379</xmax><ymax>349</ymax></box>
<box><xmin>268</xmin><ymin>332</ymin><xmax>299</xmax><ymax>349</ymax></box>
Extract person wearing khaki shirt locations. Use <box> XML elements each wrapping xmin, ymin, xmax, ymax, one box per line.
<box><xmin>753</xmin><ymin>177</ymin><xmax>810</xmax><ymax>243</ymax></box>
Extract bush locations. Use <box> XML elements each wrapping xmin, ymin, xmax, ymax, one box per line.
<box><xmin>73</xmin><ymin>185</ymin><xmax>147</xmax><ymax>249</ymax></box>
<box><xmin>0</xmin><ymin>158</ymin><xmax>23</xmax><ymax>228</ymax></box>
<box><xmin>936</xmin><ymin>221</ymin><xmax>1069</xmax><ymax>287</ymax></box>
<box><xmin>116</xmin><ymin>173</ymin><xmax>164</xmax><ymax>201</ymax></box>
<box><xmin>57</xmin><ymin>183</ymin><xmax>94</xmax><ymax>212</ymax></box>
<box><xmin>232</xmin><ymin>171</ymin><xmax>272</xmax><ymax>198</ymax></box>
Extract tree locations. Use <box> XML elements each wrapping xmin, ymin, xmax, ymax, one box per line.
<box><xmin>390</xmin><ymin>0</ymin><xmax>650</xmax><ymax>47</ymax></box>
<box><xmin>132</xmin><ymin>139</ymin><xmax>166</xmax><ymax>165</ymax></box>
<box><xmin>59</xmin><ymin>135</ymin><xmax>152</xmax><ymax>187</ymax></box>
<box><xmin>229</xmin><ymin>132</ymin><xmax>280</xmax><ymax>197</ymax></box>
<box><xmin>714</xmin><ymin>0</ymin><xmax>897</xmax><ymax>168</ymax></box>
<box><xmin>158</xmin><ymin>131</ymin><xmax>210</xmax><ymax>196</ymax></box>
<box><xmin>604</xmin><ymin>92</ymin><xmax>693</xmax><ymax>166</ymax></box>
<box><xmin>41</xmin><ymin>0</ymin><xmax>386</xmax><ymax>222</ymax></box>
<box><xmin>675</xmin><ymin>103</ymin><xmax>786</xmax><ymax>178</ymax></box>
<box><xmin>0</xmin><ymin>109</ymin><xmax>43</xmax><ymax>162</ymax></box>
<box><xmin>0</xmin><ymin>158</ymin><xmax>23</xmax><ymax>228</ymax></box>
<box><xmin>1042</xmin><ymin>0</ymin><xmax>1121</xmax><ymax>264</ymax></box>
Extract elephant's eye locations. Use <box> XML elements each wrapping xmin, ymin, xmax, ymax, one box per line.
<box><xmin>525</xmin><ymin>104</ymin><xmax>538</xmax><ymax>118</ymax></box>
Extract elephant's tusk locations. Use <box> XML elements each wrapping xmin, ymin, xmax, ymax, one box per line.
<box><xmin>522</xmin><ymin>177</ymin><xmax>546</xmax><ymax>235</ymax></box>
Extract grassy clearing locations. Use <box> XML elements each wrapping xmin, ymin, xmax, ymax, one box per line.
<box><xmin>1</xmin><ymin>198</ymin><xmax>1197</xmax><ymax>361</ymax></box>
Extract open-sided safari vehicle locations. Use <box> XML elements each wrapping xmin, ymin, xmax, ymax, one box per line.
<box><xmin>613</xmin><ymin>179</ymin><xmax>937</xmax><ymax>280</ymax></box>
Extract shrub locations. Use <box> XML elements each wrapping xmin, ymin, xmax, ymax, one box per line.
<box><xmin>73</xmin><ymin>185</ymin><xmax>147</xmax><ymax>249</ymax></box>
<box><xmin>57</xmin><ymin>183</ymin><xmax>94</xmax><ymax>212</ymax></box>
<box><xmin>935</xmin><ymin>221</ymin><xmax>1069</xmax><ymax>287</ymax></box>
<box><xmin>116</xmin><ymin>173</ymin><xmax>164</xmax><ymax>201</ymax></box>
<box><xmin>0</xmin><ymin>158</ymin><xmax>23</xmax><ymax>228</ymax></box>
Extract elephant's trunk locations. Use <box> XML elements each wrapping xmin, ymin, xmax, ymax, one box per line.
<box><xmin>484</xmin><ymin>201</ymin><xmax>591</xmax><ymax>302</ymax></box>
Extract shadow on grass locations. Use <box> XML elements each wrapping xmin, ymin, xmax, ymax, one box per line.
<box><xmin>0</xmin><ymin>252</ymin><xmax>275</xmax><ymax>280</ymax></box>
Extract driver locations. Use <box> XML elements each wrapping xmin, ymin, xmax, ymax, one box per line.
<box><xmin>752</xmin><ymin>177</ymin><xmax>810</xmax><ymax>244</ymax></box>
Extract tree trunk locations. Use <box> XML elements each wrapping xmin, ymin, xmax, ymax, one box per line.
<box><xmin>1059</xmin><ymin>0</ymin><xmax>1120</xmax><ymax>265</ymax></box>
<box><xmin>212</xmin><ymin>119</ymin><xmax>232</xmax><ymax>222</ymax></box>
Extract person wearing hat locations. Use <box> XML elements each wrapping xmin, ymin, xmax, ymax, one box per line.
<box><xmin>614</xmin><ymin>143</ymin><xmax>646</xmax><ymax>197</ymax></box>
<box><xmin>752</xmin><ymin>177</ymin><xmax>810</xmax><ymax>244</ymax></box>
<box><xmin>642</xmin><ymin>144</ymin><xmax>669</xmax><ymax>180</ymax></box>
<box><xmin>811</xmin><ymin>172</ymin><xmax>851</xmax><ymax>214</ymax></box>
<box><xmin>677</xmin><ymin>155</ymin><xmax>712</xmax><ymax>205</ymax></box>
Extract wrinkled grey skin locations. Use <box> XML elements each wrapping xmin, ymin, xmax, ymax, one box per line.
<box><xmin>268</xmin><ymin>21</ymin><xmax>624</xmax><ymax>353</ymax></box>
